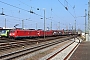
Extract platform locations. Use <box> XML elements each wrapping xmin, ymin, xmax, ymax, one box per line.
<box><xmin>69</xmin><ymin>41</ymin><xmax>90</xmax><ymax>60</ymax></box>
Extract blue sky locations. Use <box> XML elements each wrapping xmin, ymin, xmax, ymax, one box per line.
<box><xmin>0</xmin><ymin>0</ymin><xmax>88</xmax><ymax>31</ymax></box>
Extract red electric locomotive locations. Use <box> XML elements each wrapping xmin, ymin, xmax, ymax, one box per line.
<box><xmin>9</xmin><ymin>29</ymin><xmax>38</xmax><ymax>39</ymax></box>
<box><xmin>45</xmin><ymin>30</ymin><xmax>53</xmax><ymax>36</ymax></box>
<box><xmin>9</xmin><ymin>29</ymin><xmax>54</xmax><ymax>39</ymax></box>
<box><xmin>37</xmin><ymin>30</ymin><xmax>53</xmax><ymax>37</ymax></box>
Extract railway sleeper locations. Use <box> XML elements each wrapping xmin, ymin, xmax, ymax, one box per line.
<box><xmin>0</xmin><ymin>44</ymin><xmax>22</xmax><ymax>50</ymax></box>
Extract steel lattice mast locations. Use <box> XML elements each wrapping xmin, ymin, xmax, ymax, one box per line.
<box><xmin>88</xmin><ymin>0</ymin><xmax>90</xmax><ymax>41</ymax></box>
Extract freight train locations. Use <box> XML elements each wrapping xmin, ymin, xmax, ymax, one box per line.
<box><xmin>9</xmin><ymin>29</ymin><xmax>55</xmax><ymax>39</ymax></box>
<box><xmin>0</xmin><ymin>28</ymin><xmax>78</xmax><ymax>39</ymax></box>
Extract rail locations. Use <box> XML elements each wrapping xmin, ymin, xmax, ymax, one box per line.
<box><xmin>0</xmin><ymin>36</ymin><xmax>77</xmax><ymax>60</ymax></box>
<box><xmin>46</xmin><ymin>36</ymin><xmax>80</xmax><ymax>60</ymax></box>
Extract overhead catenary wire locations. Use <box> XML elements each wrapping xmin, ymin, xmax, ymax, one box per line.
<box><xmin>0</xmin><ymin>8</ymin><xmax>31</xmax><ymax>21</ymax></box>
<box><xmin>64</xmin><ymin>0</ymin><xmax>72</xmax><ymax>9</ymax></box>
<box><xmin>0</xmin><ymin>0</ymin><xmax>43</xmax><ymax>17</ymax></box>
<box><xmin>17</xmin><ymin>0</ymin><xmax>30</xmax><ymax>7</ymax></box>
<box><xmin>15</xmin><ymin>0</ymin><xmax>53</xmax><ymax>18</ymax></box>
<box><xmin>5</xmin><ymin>14</ymin><xmax>22</xmax><ymax>19</ymax></box>
<box><xmin>52</xmin><ymin>9</ymin><xmax>62</xmax><ymax>19</ymax></box>
<box><xmin>0</xmin><ymin>1</ymin><xmax>28</xmax><ymax>12</ymax></box>
<box><xmin>0</xmin><ymin>6</ymin><xmax>41</xmax><ymax>29</ymax></box>
<box><xmin>17</xmin><ymin>0</ymin><xmax>35</xmax><ymax>9</ymax></box>
<box><xmin>17</xmin><ymin>0</ymin><xmax>36</xmax><ymax>13</ymax></box>
<box><xmin>65</xmin><ymin>0</ymin><xmax>76</xmax><ymax>18</ymax></box>
<box><xmin>64</xmin><ymin>0</ymin><xmax>68</xmax><ymax>8</ymax></box>
<box><xmin>58</xmin><ymin>0</ymin><xmax>75</xmax><ymax>18</ymax></box>
<box><xmin>4</xmin><ymin>14</ymin><xmax>31</xmax><ymax>22</ymax></box>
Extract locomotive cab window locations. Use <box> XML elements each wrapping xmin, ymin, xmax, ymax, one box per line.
<box><xmin>2</xmin><ymin>30</ymin><xmax>6</xmax><ymax>33</ymax></box>
<box><xmin>10</xmin><ymin>30</ymin><xmax>15</xmax><ymax>33</ymax></box>
<box><xmin>0</xmin><ymin>30</ymin><xmax>2</xmax><ymax>34</ymax></box>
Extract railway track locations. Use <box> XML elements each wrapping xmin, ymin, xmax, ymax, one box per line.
<box><xmin>0</xmin><ymin>36</ymin><xmax>67</xmax><ymax>50</ymax></box>
<box><xmin>0</xmin><ymin>36</ymin><xmax>65</xmax><ymax>42</ymax></box>
<box><xmin>46</xmin><ymin>37</ymin><xmax>80</xmax><ymax>60</ymax></box>
<box><xmin>0</xmin><ymin>36</ymin><xmax>77</xmax><ymax>60</ymax></box>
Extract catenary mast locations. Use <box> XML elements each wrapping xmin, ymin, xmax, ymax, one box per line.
<box><xmin>88</xmin><ymin>0</ymin><xmax>90</xmax><ymax>41</ymax></box>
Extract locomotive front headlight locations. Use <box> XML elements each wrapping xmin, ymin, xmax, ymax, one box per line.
<box><xmin>9</xmin><ymin>34</ymin><xmax>11</xmax><ymax>35</ymax></box>
<box><xmin>13</xmin><ymin>33</ymin><xmax>15</xmax><ymax>35</ymax></box>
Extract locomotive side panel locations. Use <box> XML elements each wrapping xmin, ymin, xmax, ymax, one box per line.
<box><xmin>29</xmin><ymin>30</ymin><xmax>38</xmax><ymax>37</ymax></box>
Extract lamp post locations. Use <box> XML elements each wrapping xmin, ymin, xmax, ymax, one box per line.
<box><xmin>44</xmin><ymin>9</ymin><xmax>45</xmax><ymax>40</ymax></box>
<box><xmin>37</xmin><ymin>8</ymin><xmax>46</xmax><ymax>40</ymax></box>
<box><xmin>40</xmin><ymin>9</ymin><xmax>46</xmax><ymax>39</ymax></box>
<box><xmin>75</xmin><ymin>20</ymin><xmax>76</xmax><ymax>33</ymax></box>
<box><xmin>36</xmin><ymin>23</ymin><xmax>37</xmax><ymax>30</ymax></box>
<box><xmin>5</xmin><ymin>18</ymin><xmax>6</xmax><ymax>28</ymax></box>
<box><xmin>51</xmin><ymin>21</ymin><xmax>52</xmax><ymax>30</ymax></box>
<box><xmin>46</xmin><ymin>17</ymin><xmax>52</xmax><ymax>30</ymax></box>
<box><xmin>77</xmin><ymin>9</ymin><xmax>87</xmax><ymax>40</ymax></box>
<box><xmin>22</xmin><ymin>20</ymin><xmax>24</xmax><ymax>29</ymax></box>
<box><xmin>85</xmin><ymin>9</ymin><xmax>87</xmax><ymax>40</ymax></box>
<box><xmin>75</xmin><ymin>9</ymin><xmax>87</xmax><ymax>40</ymax></box>
<box><xmin>69</xmin><ymin>23</ymin><xmax>71</xmax><ymax>30</ymax></box>
<box><xmin>22</xmin><ymin>18</ymin><xmax>31</xmax><ymax>29</ymax></box>
<box><xmin>88</xmin><ymin>0</ymin><xmax>90</xmax><ymax>41</ymax></box>
<box><xmin>51</xmin><ymin>8</ymin><xmax>52</xmax><ymax>30</ymax></box>
<box><xmin>0</xmin><ymin>8</ymin><xmax>6</xmax><ymax>28</ymax></box>
<box><xmin>58</xmin><ymin>22</ymin><xmax>60</xmax><ymax>30</ymax></box>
